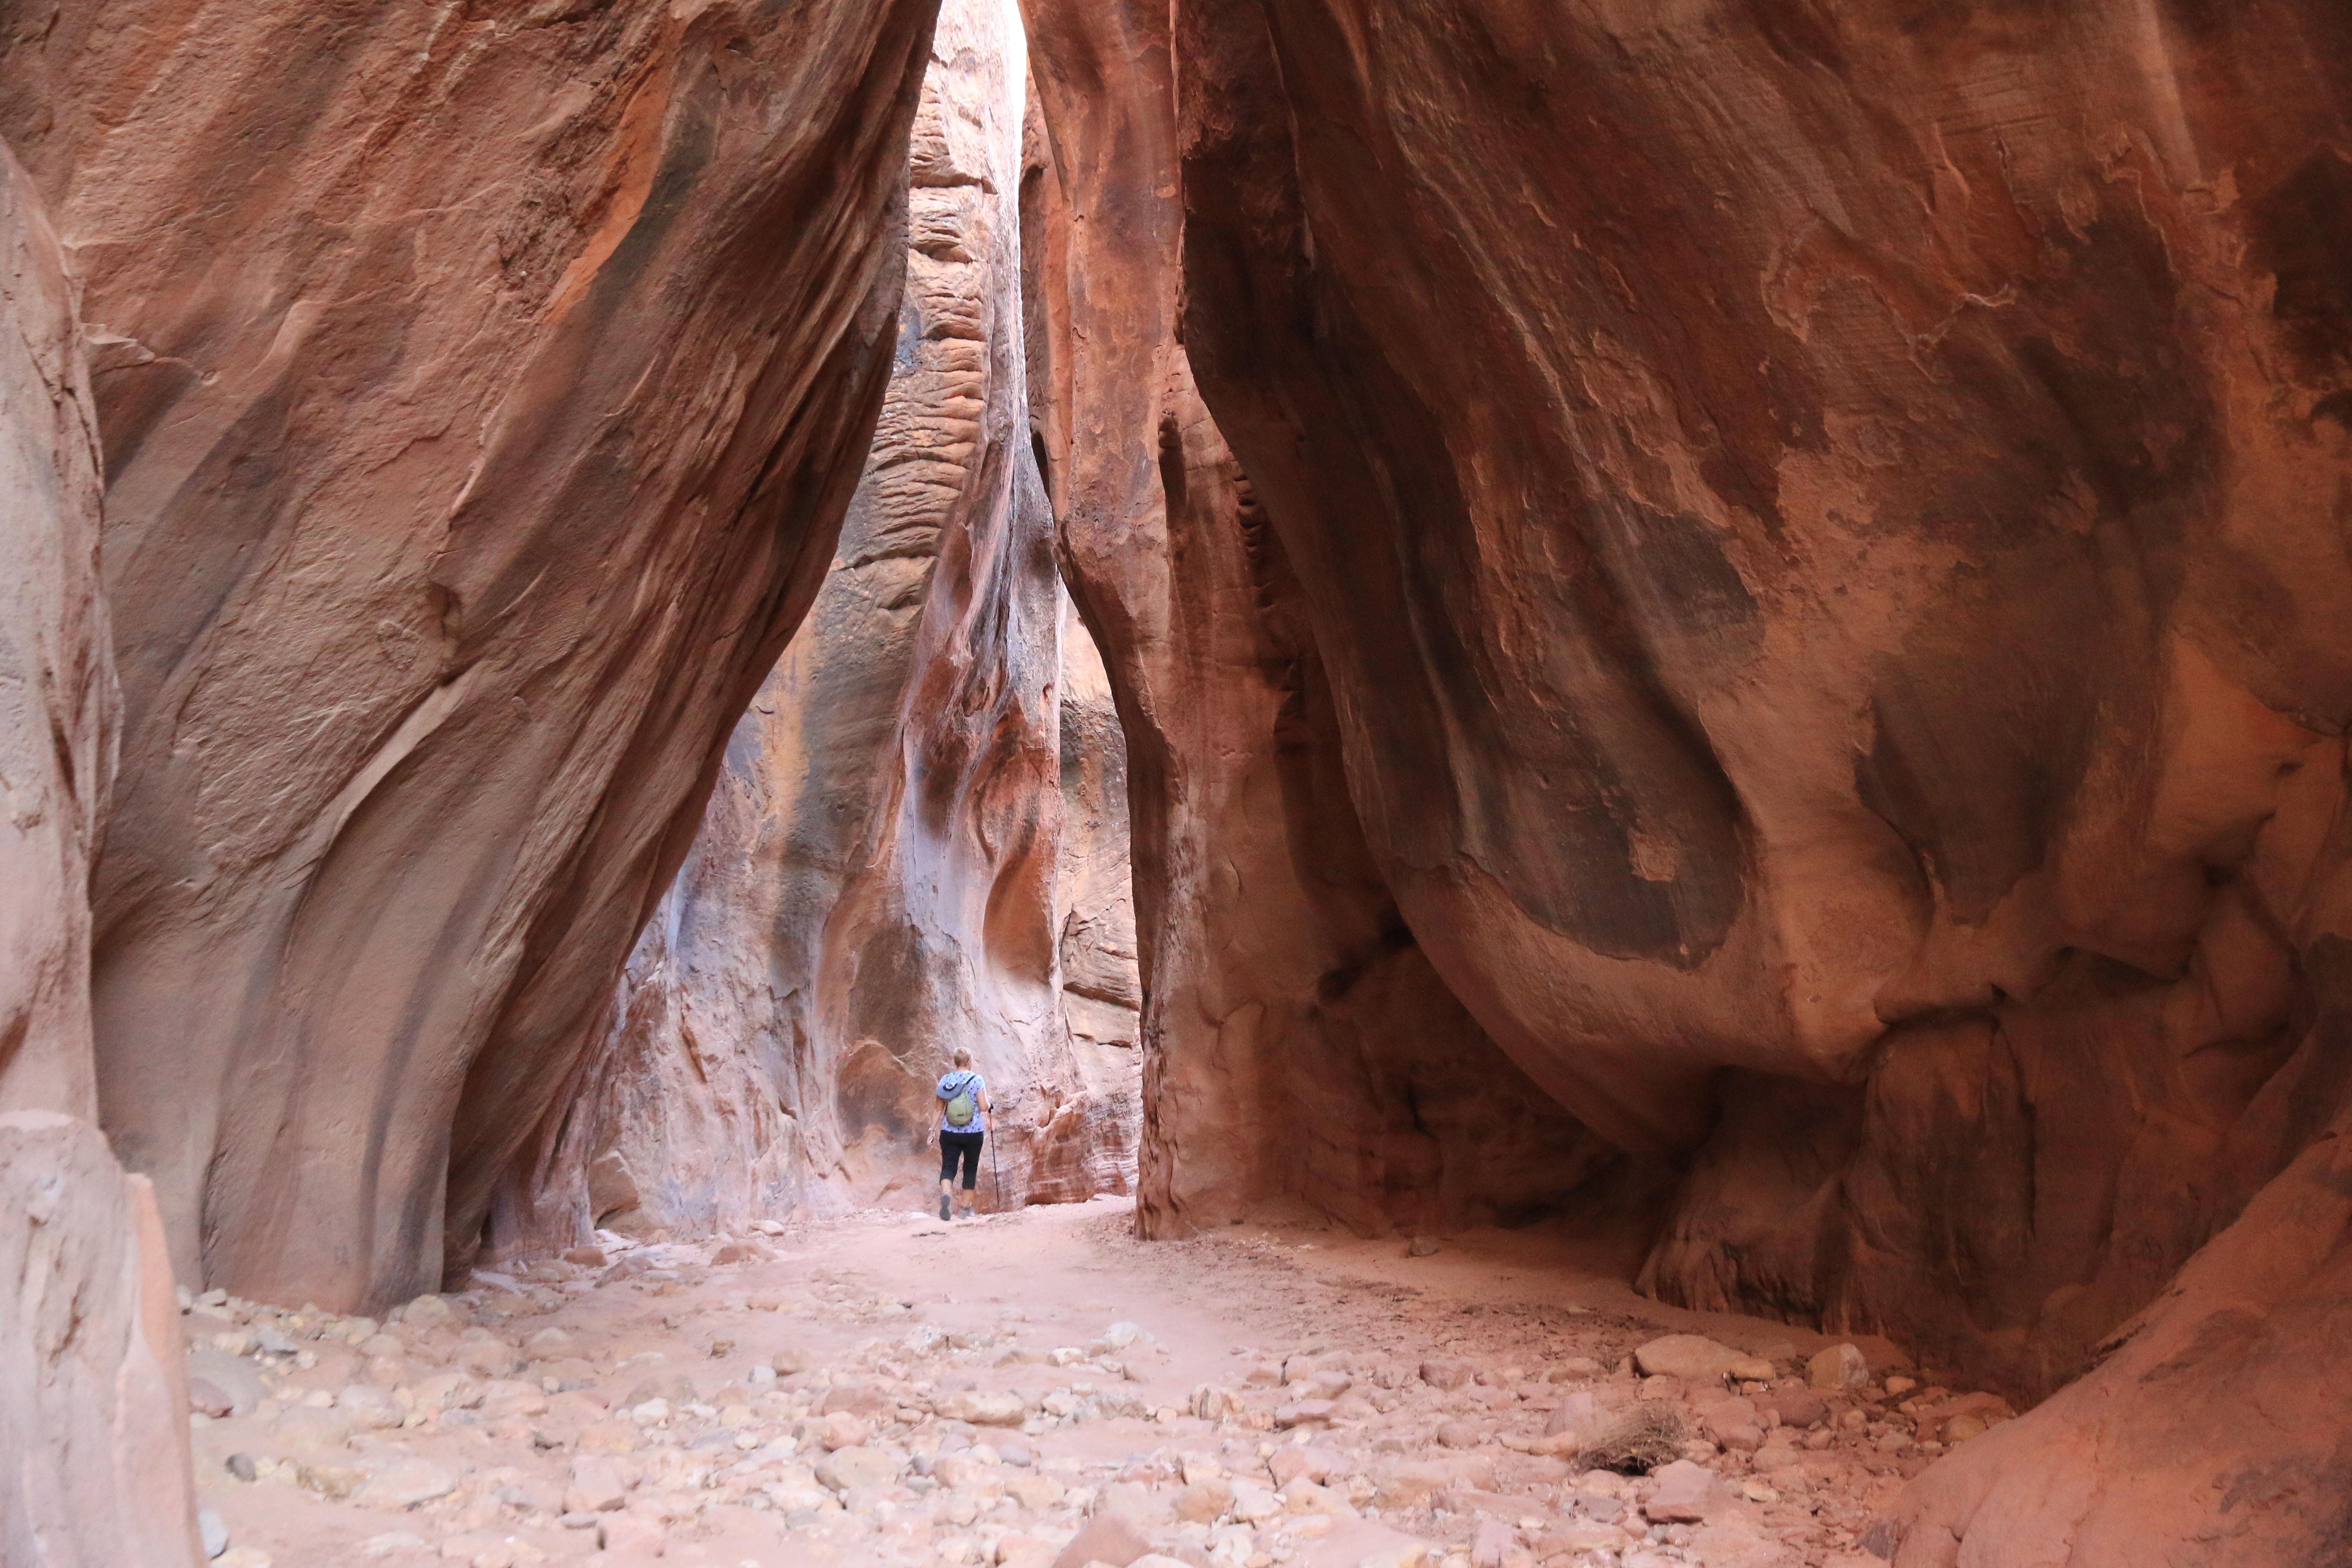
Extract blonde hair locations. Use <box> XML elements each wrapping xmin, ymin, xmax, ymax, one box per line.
<box><xmin>952</xmin><ymin>1047</ymin><xmax>973</xmax><ymax>1068</ymax></box>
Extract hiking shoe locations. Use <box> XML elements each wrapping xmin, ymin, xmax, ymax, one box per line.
<box><xmin>939</xmin><ymin>1195</ymin><xmax>951</xmax><ymax>1222</ymax></box>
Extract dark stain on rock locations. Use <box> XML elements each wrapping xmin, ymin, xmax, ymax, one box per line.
<box><xmin>2252</xmin><ymin>148</ymin><xmax>2352</xmax><ymax>379</ymax></box>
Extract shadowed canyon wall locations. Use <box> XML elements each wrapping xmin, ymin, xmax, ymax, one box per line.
<box><xmin>498</xmin><ymin>2</ymin><xmax>1145</xmax><ymax>1243</ymax></box>
<box><xmin>0</xmin><ymin>0</ymin><xmax>940</xmax><ymax>1310</ymax></box>
<box><xmin>1023</xmin><ymin>0</ymin><xmax>1635</xmax><ymax>1246</ymax></box>
<box><xmin>1153</xmin><ymin>0</ymin><xmax>2352</xmax><ymax>1560</ymax></box>
<box><xmin>0</xmin><ymin>145</ymin><xmax>199</xmax><ymax>1568</ymax></box>
<box><xmin>0</xmin><ymin>0</ymin><xmax>2346</xmax><ymax>1559</ymax></box>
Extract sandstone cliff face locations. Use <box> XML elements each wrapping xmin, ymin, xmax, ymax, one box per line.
<box><xmin>0</xmin><ymin>143</ymin><xmax>199</xmax><ymax>1568</ymax></box>
<box><xmin>1049</xmin><ymin>587</ymin><xmax>1146</xmax><ymax>1181</ymax></box>
<box><xmin>1158</xmin><ymin>0</ymin><xmax>2352</xmax><ymax>1558</ymax></box>
<box><xmin>0</xmin><ymin>0</ymin><xmax>2339</xmax><ymax>1557</ymax></box>
<box><xmin>523</xmin><ymin>0</ymin><xmax>1142</xmax><ymax>1242</ymax></box>
<box><xmin>0</xmin><ymin>142</ymin><xmax>110</xmax><ymax>1123</ymax></box>
<box><xmin>0</xmin><ymin>0</ymin><xmax>939</xmax><ymax>1308</ymax></box>
<box><xmin>1023</xmin><ymin>0</ymin><xmax>1625</xmax><ymax>1243</ymax></box>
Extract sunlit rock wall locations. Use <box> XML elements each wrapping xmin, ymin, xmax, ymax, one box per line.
<box><xmin>1045</xmin><ymin>588</ymin><xmax>1145</xmax><ymax>1200</ymax></box>
<box><xmin>535</xmin><ymin>0</ymin><xmax>1143</xmax><ymax>1243</ymax></box>
<box><xmin>0</xmin><ymin>0</ymin><xmax>939</xmax><ymax>1307</ymax></box>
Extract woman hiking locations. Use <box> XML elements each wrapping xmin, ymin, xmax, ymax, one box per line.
<box><xmin>935</xmin><ymin>1047</ymin><xmax>992</xmax><ymax>1221</ymax></box>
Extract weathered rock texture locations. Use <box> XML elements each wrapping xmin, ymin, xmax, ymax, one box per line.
<box><xmin>0</xmin><ymin>144</ymin><xmax>199</xmax><ymax>1568</ymax></box>
<box><xmin>523</xmin><ymin>0</ymin><xmax>1142</xmax><ymax>1243</ymax></box>
<box><xmin>1051</xmin><ymin>590</ymin><xmax>1145</xmax><ymax>1063</ymax></box>
<box><xmin>0</xmin><ymin>0</ymin><xmax>940</xmax><ymax>1308</ymax></box>
<box><xmin>1</xmin><ymin>1113</ymin><xmax>199</xmax><ymax>1568</ymax></box>
<box><xmin>1153</xmin><ymin>0</ymin><xmax>2352</xmax><ymax>1560</ymax></box>
<box><xmin>1024</xmin><ymin>0</ymin><xmax>1628</xmax><ymax>1242</ymax></box>
<box><xmin>0</xmin><ymin>142</ymin><xmax>110</xmax><ymax>1123</ymax></box>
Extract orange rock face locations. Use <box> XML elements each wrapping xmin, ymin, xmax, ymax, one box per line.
<box><xmin>0</xmin><ymin>0</ymin><xmax>938</xmax><ymax>1307</ymax></box>
<box><xmin>0</xmin><ymin>142</ymin><xmax>111</xmax><ymax>1123</ymax></box>
<box><xmin>0</xmin><ymin>0</ymin><xmax>2344</xmax><ymax>1559</ymax></box>
<box><xmin>0</xmin><ymin>145</ymin><xmax>199</xmax><ymax>1568</ymax></box>
<box><xmin>1024</xmin><ymin>0</ymin><xmax>1634</xmax><ymax>1242</ymax></box>
<box><xmin>495</xmin><ymin>3</ymin><xmax>1143</xmax><ymax>1242</ymax></box>
<box><xmin>1158</xmin><ymin>0</ymin><xmax>2352</xmax><ymax>1558</ymax></box>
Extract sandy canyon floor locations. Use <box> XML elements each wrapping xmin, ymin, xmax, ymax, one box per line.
<box><xmin>182</xmin><ymin>1199</ymin><xmax>2010</xmax><ymax>1568</ymax></box>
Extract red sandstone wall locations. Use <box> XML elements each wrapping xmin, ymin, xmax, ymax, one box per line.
<box><xmin>0</xmin><ymin>140</ymin><xmax>200</xmax><ymax>1568</ymax></box>
<box><xmin>1023</xmin><ymin>0</ymin><xmax>1623</xmax><ymax>1243</ymax></box>
<box><xmin>498</xmin><ymin>4</ymin><xmax>1143</xmax><ymax>1243</ymax></box>
<box><xmin>0</xmin><ymin>0</ymin><xmax>939</xmax><ymax>1309</ymax></box>
<box><xmin>1163</xmin><ymin>1</ymin><xmax>2352</xmax><ymax>1558</ymax></box>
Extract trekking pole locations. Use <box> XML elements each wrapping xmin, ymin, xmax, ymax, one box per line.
<box><xmin>989</xmin><ymin>1118</ymin><xmax>1004</xmax><ymax>1213</ymax></box>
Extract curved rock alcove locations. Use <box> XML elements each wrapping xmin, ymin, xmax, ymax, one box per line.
<box><xmin>0</xmin><ymin>2</ymin><xmax>2345</xmax><ymax>1565</ymax></box>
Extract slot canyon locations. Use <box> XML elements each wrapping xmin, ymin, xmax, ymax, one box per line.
<box><xmin>2</xmin><ymin>2</ymin><xmax>2347</xmax><ymax>1566</ymax></box>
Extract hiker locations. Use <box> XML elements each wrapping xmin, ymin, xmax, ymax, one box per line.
<box><xmin>936</xmin><ymin>1047</ymin><xmax>991</xmax><ymax>1221</ymax></box>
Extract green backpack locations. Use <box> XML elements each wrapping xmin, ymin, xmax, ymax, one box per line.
<box><xmin>944</xmin><ymin>1073</ymin><xmax>977</xmax><ymax>1129</ymax></box>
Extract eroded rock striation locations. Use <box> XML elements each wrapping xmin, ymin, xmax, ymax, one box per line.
<box><xmin>1159</xmin><ymin>0</ymin><xmax>2352</xmax><ymax>1558</ymax></box>
<box><xmin>0</xmin><ymin>142</ymin><xmax>110</xmax><ymax>1124</ymax></box>
<box><xmin>0</xmin><ymin>0</ymin><xmax>939</xmax><ymax>1308</ymax></box>
<box><xmin>513</xmin><ymin>0</ymin><xmax>1142</xmax><ymax>1243</ymax></box>
<box><xmin>1024</xmin><ymin>0</ymin><xmax>1626</xmax><ymax>1243</ymax></box>
<box><xmin>0</xmin><ymin>0</ymin><xmax>2343</xmax><ymax>1559</ymax></box>
<box><xmin>0</xmin><ymin>143</ymin><xmax>199</xmax><ymax>1568</ymax></box>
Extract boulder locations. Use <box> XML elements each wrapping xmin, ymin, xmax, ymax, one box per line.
<box><xmin>1807</xmin><ymin>1346</ymin><xmax>1869</xmax><ymax>1393</ymax></box>
<box><xmin>1419</xmin><ymin>1360</ymin><xmax>1474</xmax><ymax>1390</ymax></box>
<box><xmin>1633</xmin><ymin>1336</ymin><xmax>1749</xmax><ymax>1383</ymax></box>
<box><xmin>938</xmin><ymin>1390</ymin><xmax>1028</xmax><ymax>1427</ymax></box>
<box><xmin>815</xmin><ymin>1446</ymin><xmax>900</xmax><ymax>1493</ymax></box>
<box><xmin>1645</xmin><ymin>1461</ymin><xmax>1720</xmax><ymax>1525</ymax></box>
<box><xmin>565</xmin><ymin>1456</ymin><xmax>630</xmax><ymax>1514</ymax></box>
<box><xmin>361</xmin><ymin>1460</ymin><xmax>459</xmax><ymax>1508</ymax></box>
<box><xmin>1050</xmin><ymin>1513</ymin><xmax>1156</xmax><ymax>1568</ymax></box>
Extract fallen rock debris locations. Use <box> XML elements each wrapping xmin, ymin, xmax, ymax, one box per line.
<box><xmin>180</xmin><ymin>1211</ymin><xmax>2012</xmax><ymax>1568</ymax></box>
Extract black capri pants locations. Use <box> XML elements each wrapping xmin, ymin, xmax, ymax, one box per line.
<box><xmin>940</xmin><ymin>1130</ymin><xmax>984</xmax><ymax>1189</ymax></box>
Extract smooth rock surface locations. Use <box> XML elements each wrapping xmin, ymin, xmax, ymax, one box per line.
<box><xmin>1162</xmin><ymin>2</ymin><xmax>2352</xmax><ymax>1561</ymax></box>
<box><xmin>1024</xmin><ymin>0</ymin><xmax>1635</xmax><ymax>1247</ymax></box>
<box><xmin>1807</xmin><ymin>1346</ymin><xmax>1869</xmax><ymax>1394</ymax></box>
<box><xmin>0</xmin><ymin>0</ymin><xmax>940</xmax><ymax>1308</ymax></box>
<box><xmin>1635</xmin><ymin>1336</ymin><xmax>1750</xmax><ymax>1384</ymax></box>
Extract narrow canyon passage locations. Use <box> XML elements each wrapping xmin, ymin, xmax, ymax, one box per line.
<box><xmin>2</xmin><ymin>2</ymin><xmax>2350</xmax><ymax>1568</ymax></box>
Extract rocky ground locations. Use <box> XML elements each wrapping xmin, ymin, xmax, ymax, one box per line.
<box><xmin>181</xmin><ymin>1201</ymin><xmax>2018</xmax><ymax>1568</ymax></box>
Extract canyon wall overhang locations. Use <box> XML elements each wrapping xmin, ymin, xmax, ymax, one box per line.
<box><xmin>0</xmin><ymin>0</ymin><xmax>940</xmax><ymax>1309</ymax></box>
<box><xmin>492</xmin><ymin>0</ymin><xmax>1142</xmax><ymax>1248</ymax></box>
<box><xmin>1023</xmin><ymin>0</ymin><xmax>1636</xmax><ymax>1245</ymax></box>
<box><xmin>1162</xmin><ymin>0</ymin><xmax>2352</xmax><ymax>1558</ymax></box>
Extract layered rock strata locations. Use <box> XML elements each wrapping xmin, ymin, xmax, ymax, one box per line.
<box><xmin>0</xmin><ymin>0</ymin><xmax>940</xmax><ymax>1308</ymax></box>
<box><xmin>523</xmin><ymin>0</ymin><xmax>1142</xmax><ymax>1242</ymax></box>
<box><xmin>0</xmin><ymin>142</ymin><xmax>199</xmax><ymax>1568</ymax></box>
<box><xmin>1158</xmin><ymin>0</ymin><xmax>2352</xmax><ymax>1559</ymax></box>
